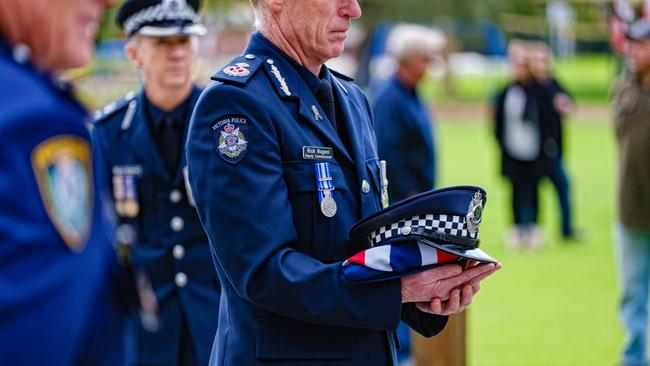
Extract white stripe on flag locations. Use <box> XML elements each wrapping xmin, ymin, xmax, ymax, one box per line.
<box><xmin>418</xmin><ymin>242</ymin><xmax>439</xmax><ymax>266</ymax></box>
<box><xmin>364</xmin><ymin>245</ymin><xmax>393</xmax><ymax>272</ymax></box>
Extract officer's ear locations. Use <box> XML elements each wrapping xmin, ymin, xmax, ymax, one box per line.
<box><xmin>265</xmin><ymin>0</ymin><xmax>284</xmax><ymax>15</ymax></box>
<box><xmin>124</xmin><ymin>37</ymin><xmax>143</xmax><ymax>69</ymax></box>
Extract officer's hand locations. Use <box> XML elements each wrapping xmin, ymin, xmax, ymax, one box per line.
<box><xmin>414</xmin><ymin>284</ymin><xmax>475</xmax><ymax>316</ymax></box>
<box><xmin>400</xmin><ymin>263</ymin><xmax>499</xmax><ymax>303</ymax></box>
<box><xmin>413</xmin><ymin>262</ymin><xmax>502</xmax><ymax>315</ymax></box>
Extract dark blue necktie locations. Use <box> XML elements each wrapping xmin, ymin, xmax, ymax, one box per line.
<box><xmin>159</xmin><ymin>115</ymin><xmax>181</xmax><ymax>173</ymax></box>
<box><xmin>316</xmin><ymin>78</ymin><xmax>337</xmax><ymax>131</ymax></box>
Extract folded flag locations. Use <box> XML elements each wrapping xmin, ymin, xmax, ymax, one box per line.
<box><xmin>342</xmin><ymin>240</ymin><xmax>459</xmax><ymax>282</ymax></box>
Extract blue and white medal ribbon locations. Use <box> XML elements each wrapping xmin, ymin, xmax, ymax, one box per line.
<box><xmin>314</xmin><ymin>162</ymin><xmax>337</xmax><ymax>217</ymax></box>
<box><xmin>113</xmin><ymin>174</ymin><xmax>126</xmax><ymax>217</ymax></box>
<box><xmin>123</xmin><ymin>175</ymin><xmax>140</xmax><ymax>218</ymax></box>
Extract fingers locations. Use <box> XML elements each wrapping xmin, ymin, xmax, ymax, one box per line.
<box><xmin>420</xmin><ymin>264</ymin><xmax>463</xmax><ymax>283</ymax></box>
<box><xmin>459</xmin><ymin>284</ymin><xmax>474</xmax><ymax>308</ymax></box>
<box><xmin>467</xmin><ymin>263</ymin><xmax>501</xmax><ymax>289</ymax></box>
<box><xmin>416</xmin><ymin>284</ymin><xmax>476</xmax><ymax>315</ymax></box>
<box><xmin>443</xmin><ymin>263</ymin><xmax>496</xmax><ymax>290</ymax></box>
<box><xmin>401</xmin><ymin>264</ymin><xmax>463</xmax><ymax>303</ymax></box>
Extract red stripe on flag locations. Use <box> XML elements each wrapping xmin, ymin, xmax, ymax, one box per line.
<box><xmin>347</xmin><ymin>250</ymin><xmax>367</xmax><ymax>266</ymax></box>
<box><xmin>436</xmin><ymin>249</ymin><xmax>458</xmax><ymax>264</ymax></box>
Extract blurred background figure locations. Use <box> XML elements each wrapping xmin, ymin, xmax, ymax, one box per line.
<box><xmin>493</xmin><ymin>40</ymin><xmax>544</xmax><ymax>249</ymax></box>
<box><xmin>373</xmin><ymin>25</ymin><xmax>442</xmax><ymax>203</ymax></box>
<box><xmin>545</xmin><ymin>0</ymin><xmax>576</xmax><ymax>59</ymax></box>
<box><xmin>372</xmin><ymin>25</ymin><xmax>443</xmax><ymax>365</ymax></box>
<box><xmin>529</xmin><ymin>41</ymin><xmax>581</xmax><ymax>241</ymax></box>
<box><xmin>0</xmin><ymin>0</ymin><xmax>127</xmax><ymax>365</ymax></box>
<box><xmin>612</xmin><ymin>19</ymin><xmax>650</xmax><ymax>366</ymax></box>
<box><xmin>92</xmin><ymin>0</ymin><xmax>220</xmax><ymax>365</ymax></box>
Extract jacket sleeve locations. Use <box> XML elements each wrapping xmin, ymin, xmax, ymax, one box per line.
<box><xmin>401</xmin><ymin>304</ymin><xmax>448</xmax><ymax>337</ymax></box>
<box><xmin>186</xmin><ymin>84</ymin><xmax>402</xmax><ymax>331</ymax></box>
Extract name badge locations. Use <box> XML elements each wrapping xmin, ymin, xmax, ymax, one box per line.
<box><xmin>112</xmin><ymin>164</ymin><xmax>143</xmax><ymax>177</ymax></box>
<box><xmin>302</xmin><ymin>146</ymin><xmax>333</xmax><ymax>160</ymax></box>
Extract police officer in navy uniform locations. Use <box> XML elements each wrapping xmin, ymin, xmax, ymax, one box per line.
<box><xmin>0</xmin><ymin>0</ymin><xmax>127</xmax><ymax>365</ymax></box>
<box><xmin>93</xmin><ymin>1</ymin><xmax>219</xmax><ymax>365</ymax></box>
<box><xmin>186</xmin><ymin>1</ymin><xmax>500</xmax><ymax>365</ymax></box>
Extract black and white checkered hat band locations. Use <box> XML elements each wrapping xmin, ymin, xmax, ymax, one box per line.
<box><xmin>124</xmin><ymin>2</ymin><xmax>200</xmax><ymax>35</ymax></box>
<box><xmin>368</xmin><ymin>214</ymin><xmax>478</xmax><ymax>246</ymax></box>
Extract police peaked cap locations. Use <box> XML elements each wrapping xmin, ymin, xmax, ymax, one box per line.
<box><xmin>350</xmin><ymin>186</ymin><xmax>495</xmax><ymax>262</ymax></box>
<box><xmin>117</xmin><ymin>0</ymin><xmax>206</xmax><ymax>37</ymax></box>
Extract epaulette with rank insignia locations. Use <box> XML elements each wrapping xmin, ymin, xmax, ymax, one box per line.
<box><xmin>211</xmin><ymin>54</ymin><xmax>264</xmax><ymax>86</ymax></box>
<box><xmin>93</xmin><ymin>91</ymin><xmax>137</xmax><ymax>123</ymax></box>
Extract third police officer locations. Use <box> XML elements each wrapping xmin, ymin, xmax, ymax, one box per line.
<box><xmin>93</xmin><ymin>1</ymin><xmax>220</xmax><ymax>365</ymax></box>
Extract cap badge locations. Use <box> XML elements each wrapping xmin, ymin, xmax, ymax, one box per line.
<box><xmin>466</xmin><ymin>191</ymin><xmax>483</xmax><ymax>235</ymax></box>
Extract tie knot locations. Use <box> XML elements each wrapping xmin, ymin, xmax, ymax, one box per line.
<box><xmin>316</xmin><ymin>79</ymin><xmax>334</xmax><ymax>104</ymax></box>
<box><xmin>163</xmin><ymin>115</ymin><xmax>177</xmax><ymax>128</ymax></box>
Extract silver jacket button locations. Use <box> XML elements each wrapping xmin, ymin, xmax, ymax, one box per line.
<box><xmin>361</xmin><ymin>180</ymin><xmax>370</xmax><ymax>194</ymax></box>
<box><xmin>175</xmin><ymin>272</ymin><xmax>188</xmax><ymax>288</ymax></box>
<box><xmin>172</xmin><ymin>245</ymin><xmax>185</xmax><ymax>260</ymax></box>
<box><xmin>169</xmin><ymin>189</ymin><xmax>182</xmax><ymax>203</ymax></box>
<box><xmin>170</xmin><ymin>216</ymin><xmax>184</xmax><ymax>232</ymax></box>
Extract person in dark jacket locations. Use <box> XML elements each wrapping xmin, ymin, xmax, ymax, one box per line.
<box><xmin>93</xmin><ymin>1</ymin><xmax>220</xmax><ymax>364</ymax></box>
<box><xmin>372</xmin><ymin>25</ymin><xmax>442</xmax><ymax>364</ymax></box>
<box><xmin>0</xmin><ymin>0</ymin><xmax>127</xmax><ymax>365</ymax></box>
<box><xmin>494</xmin><ymin>40</ymin><xmax>547</xmax><ymax>249</ymax></box>
<box><xmin>373</xmin><ymin>25</ymin><xmax>439</xmax><ymax>204</ymax></box>
<box><xmin>529</xmin><ymin>42</ymin><xmax>580</xmax><ymax>240</ymax></box>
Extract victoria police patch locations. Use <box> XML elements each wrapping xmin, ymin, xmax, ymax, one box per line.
<box><xmin>31</xmin><ymin>136</ymin><xmax>94</xmax><ymax>252</ymax></box>
<box><xmin>211</xmin><ymin>114</ymin><xmax>250</xmax><ymax>164</ymax></box>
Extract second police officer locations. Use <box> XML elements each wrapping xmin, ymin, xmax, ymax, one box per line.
<box><xmin>93</xmin><ymin>0</ymin><xmax>220</xmax><ymax>365</ymax></box>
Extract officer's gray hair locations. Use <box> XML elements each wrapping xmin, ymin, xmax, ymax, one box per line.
<box><xmin>249</xmin><ymin>0</ymin><xmax>263</xmax><ymax>30</ymax></box>
<box><xmin>386</xmin><ymin>24</ymin><xmax>446</xmax><ymax>66</ymax></box>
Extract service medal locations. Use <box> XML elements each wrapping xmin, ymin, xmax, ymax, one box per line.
<box><xmin>124</xmin><ymin>175</ymin><xmax>140</xmax><ymax>218</ymax></box>
<box><xmin>320</xmin><ymin>193</ymin><xmax>337</xmax><ymax>218</ymax></box>
<box><xmin>123</xmin><ymin>199</ymin><xmax>140</xmax><ymax>218</ymax></box>
<box><xmin>314</xmin><ymin>162</ymin><xmax>337</xmax><ymax>218</ymax></box>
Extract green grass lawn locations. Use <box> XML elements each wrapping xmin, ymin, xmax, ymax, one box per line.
<box><xmin>433</xmin><ymin>118</ymin><xmax>622</xmax><ymax>365</ymax></box>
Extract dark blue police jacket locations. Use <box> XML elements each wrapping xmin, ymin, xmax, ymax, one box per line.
<box><xmin>186</xmin><ymin>33</ymin><xmax>447</xmax><ymax>366</ymax></box>
<box><xmin>0</xmin><ymin>41</ymin><xmax>125</xmax><ymax>365</ymax></box>
<box><xmin>93</xmin><ymin>86</ymin><xmax>220</xmax><ymax>365</ymax></box>
<box><xmin>372</xmin><ymin>76</ymin><xmax>436</xmax><ymax>203</ymax></box>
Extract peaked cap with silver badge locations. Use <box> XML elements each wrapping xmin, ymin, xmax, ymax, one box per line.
<box><xmin>116</xmin><ymin>0</ymin><xmax>207</xmax><ymax>37</ymax></box>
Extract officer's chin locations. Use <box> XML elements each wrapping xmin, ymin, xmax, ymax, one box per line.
<box><xmin>51</xmin><ymin>45</ymin><xmax>94</xmax><ymax>74</ymax></box>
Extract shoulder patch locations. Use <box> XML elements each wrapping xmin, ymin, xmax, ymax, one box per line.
<box><xmin>93</xmin><ymin>91</ymin><xmax>137</xmax><ymax>123</ymax></box>
<box><xmin>31</xmin><ymin>135</ymin><xmax>94</xmax><ymax>252</ymax></box>
<box><xmin>211</xmin><ymin>55</ymin><xmax>263</xmax><ymax>86</ymax></box>
<box><xmin>210</xmin><ymin>114</ymin><xmax>251</xmax><ymax>164</ymax></box>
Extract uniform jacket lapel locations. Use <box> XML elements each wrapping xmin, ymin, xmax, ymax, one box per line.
<box><xmin>173</xmin><ymin>85</ymin><xmax>202</xmax><ymax>185</ymax></box>
<box><xmin>330</xmin><ymin>72</ymin><xmax>365</xmax><ymax>166</ymax></box>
